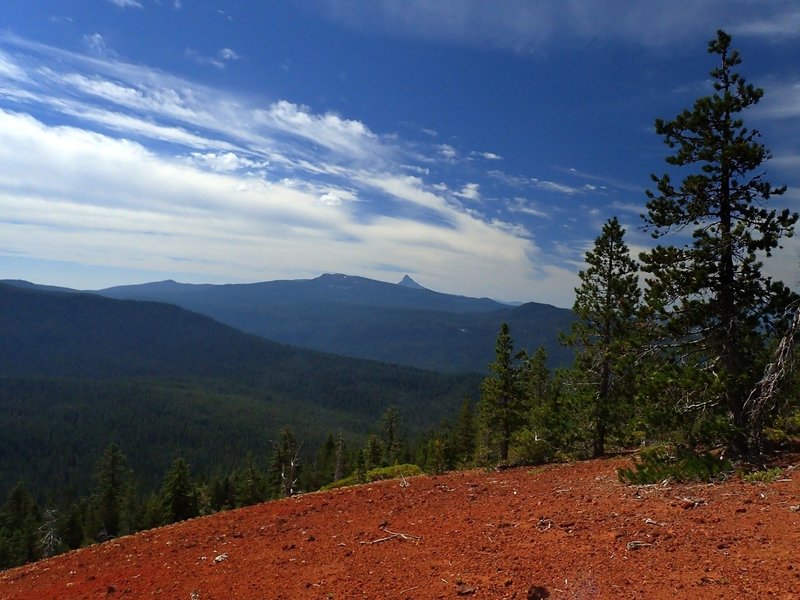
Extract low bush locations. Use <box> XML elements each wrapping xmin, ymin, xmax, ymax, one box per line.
<box><xmin>741</xmin><ymin>466</ymin><xmax>783</xmax><ymax>483</ymax></box>
<box><xmin>617</xmin><ymin>445</ymin><xmax>732</xmax><ymax>484</ymax></box>
<box><xmin>320</xmin><ymin>464</ymin><xmax>422</xmax><ymax>491</ymax></box>
<box><xmin>510</xmin><ymin>429</ymin><xmax>555</xmax><ymax>466</ymax></box>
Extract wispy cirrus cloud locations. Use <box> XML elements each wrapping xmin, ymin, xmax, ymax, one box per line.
<box><xmin>759</xmin><ymin>79</ymin><xmax>800</xmax><ymax>120</ymax></box>
<box><xmin>185</xmin><ymin>47</ymin><xmax>243</xmax><ymax>69</ymax></box>
<box><xmin>106</xmin><ymin>0</ymin><xmax>143</xmax><ymax>9</ymax></box>
<box><xmin>488</xmin><ymin>169</ymin><xmax>587</xmax><ymax>195</ymax></box>
<box><xmin>309</xmin><ymin>0</ymin><xmax>800</xmax><ymax>53</ymax></box>
<box><xmin>470</xmin><ymin>151</ymin><xmax>502</xmax><ymax>161</ymax></box>
<box><xmin>0</xmin><ymin>34</ymin><xmax>559</xmax><ymax>302</ymax></box>
<box><xmin>507</xmin><ymin>197</ymin><xmax>551</xmax><ymax>219</ymax></box>
<box><xmin>82</xmin><ymin>33</ymin><xmax>116</xmax><ymax>58</ymax></box>
<box><xmin>730</xmin><ymin>9</ymin><xmax>800</xmax><ymax>38</ymax></box>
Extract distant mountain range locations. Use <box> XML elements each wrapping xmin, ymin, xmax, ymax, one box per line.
<box><xmin>0</xmin><ymin>282</ymin><xmax>479</xmax><ymax>496</ymax></box>
<box><xmin>91</xmin><ymin>273</ymin><xmax>576</xmax><ymax>373</ymax></box>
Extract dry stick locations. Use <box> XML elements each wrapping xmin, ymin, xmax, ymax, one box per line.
<box><xmin>745</xmin><ymin>306</ymin><xmax>800</xmax><ymax>454</ymax></box>
<box><xmin>361</xmin><ymin>528</ymin><xmax>422</xmax><ymax>545</ymax></box>
<box><xmin>399</xmin><ymin>586</ymin><xmax>421</xmax><ymax>595</ymax></box>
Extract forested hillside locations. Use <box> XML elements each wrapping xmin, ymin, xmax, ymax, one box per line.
<box><xmin>0</xmin><ymin>283</ymin><xmax>479</xmax><ymax>497</ymax></box>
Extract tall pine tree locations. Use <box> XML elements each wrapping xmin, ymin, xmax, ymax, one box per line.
<box><xmin>479</xmin><ymin>323</ymin><xmax>525</xmax><ymax>461</ymax></box>
<box><xmin>566</xmin><ymin>217</ymin><xmax>640</xmax><ymax>457</ymax></box>
<box><xmin>640</xmin><ymin>30</ymin><xmax>798</xmax><ymax>455</ymax></box>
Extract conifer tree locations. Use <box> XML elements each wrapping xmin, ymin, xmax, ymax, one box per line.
<box><xmin>235</xmin><ymin>454</ymin><xmax>266</xmax><ymax>507</ymax></box>
<box><xmin>363</xmin><ymin>434</ymin><xmax>382</xmax><ymax>471</ymax></box>
<box><xmin>92</xmin><ymin>444</ymin><xmax>129</xmax><ymax>539</ymax></box>
<box><xmin>639</xmin><ymin>30</ymin><xmax>798</xmax><ymax>454</ymax></box>
<box><xmin>379</xmin><ymin>407</ymin><xmax>403</xmax><ymax>466</ymax></box>
<box><xmin>479</xmin><ymin>323</ymin><xmax>525</xmax><ymax>461</ymax></box>
<box><xmin>0</xmin><ymin>483</ymin><xmax>40</xmax><ymax>567</ymax></box>
<box><xmin>566</xmin><ymin>217</ymin><xmax>640</xmax><ymax>456</ymax></box>
<box><xmin>161</xmin><ymin>458</ymin><xmax>198</xmax><ymax>523</ymax></box>
<box><xmin>451</xmin><ymin>398</ymin><xmax>477</xmax><ymax>466</ymax></box>
<box><xmin>333</xmin><ymin>430</ymin><xmax>346</xmax><ymax>482</ymax></box>
<box><xmin>519</xmin><ymin>347</ymin><xmax>550</xmax><ymax>409</ymax></box>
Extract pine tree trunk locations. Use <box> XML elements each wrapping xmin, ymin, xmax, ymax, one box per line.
<box><xmin>594</xmin><ymin>359</ymin><xmax>610</xmax><ymax>458</ymax></box>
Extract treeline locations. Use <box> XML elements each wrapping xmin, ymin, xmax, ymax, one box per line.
<box><xmin>0</xmin><ymin>405</ymin><xmax>480</xmax><ymax>570</ymax></box>
<box><xmin>474</xmin><ymin>31</ymin><xmax>800</xmax><ymax>469</ymax></box>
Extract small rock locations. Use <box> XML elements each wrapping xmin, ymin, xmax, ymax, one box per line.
<box><xmin>214</xmin><ymin>553</ymin><xmax>228</xmax><ymax>563</ymax></box>
<box><xmin>527</xmin><ymin>585</ymin><xmax>550</xmax><ymax>599</ymax></box>
<box><xmin>456</xmin><ymin>583</ymin><xmax>476</xmax><ymax>595</ymax></box>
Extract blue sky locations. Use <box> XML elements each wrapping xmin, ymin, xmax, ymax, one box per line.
<box><xmin>0</xmin><ymin>1</ymin><xmax>799</xmax><ymax>307</ymax></box>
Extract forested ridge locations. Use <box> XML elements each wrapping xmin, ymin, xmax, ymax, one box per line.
<box><xmin>0</xmin><ymin>283</ymin><xmax>483</xmax><ymax>568</ymax></box>
<box><xmin>95</xmin><ymin>273</ymin><xmax>577</xmax><ymax>373</ymax></box>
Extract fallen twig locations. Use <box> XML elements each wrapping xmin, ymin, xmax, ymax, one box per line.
<box><xmin>677</xmin><ymin>496</ymin><xmax>707</xmax><ymax>509</ymax></box>
<box><xmin>399</xmin><ymin>585</ymin><xmax>420</xmax><ymax>595</ymax></box>
<box><xmin>360</xmin><ymin>528</ymin><xmax>421</xmax><ymax>545</ymax></box>
<box><xmin>627</xmin><ymin>540</ymin><xmax>652</xmax><ymax>550</ymax></box>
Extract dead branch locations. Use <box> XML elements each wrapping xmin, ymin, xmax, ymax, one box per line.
<box><xmin>745</xmin><ymin>306</ymin><xmax>800</xmax><ymax>454</ymax></box>
<box><xmin>626</xmin><ymin>540</ymin><xmax>653</xmax><ymax>550</ymax></box>
<box><xmin>360</xmin><ymin>528</ymin><xmax>421</xmax><ymax>545</ymax></box>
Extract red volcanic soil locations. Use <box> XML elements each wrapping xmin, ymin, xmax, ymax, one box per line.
<box><xmin>2</xmin><ymin>456</ymin><xmax>799</xmax><ymax>599</ymax></box>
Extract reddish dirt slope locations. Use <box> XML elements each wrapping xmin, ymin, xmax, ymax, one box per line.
<box><xmin>2</xmin><ymin>457</ymin><xmax>799</xmax><ymax>599</ymax></box>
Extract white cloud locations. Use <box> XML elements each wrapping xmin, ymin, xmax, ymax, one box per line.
<box><xmin>219</xmin><ymin>48</ymin><xmax>241</xmax><ymax>61</ymax></box>
<box><xmin>732</xmin><ymin>9</ymin><xmax>800</xmax><ymax>38</ymax></box>
<box><xmin>0</xmin><ymin>109</ymin><xmax>552</xmax><ymax>302</ymax></box>
<box><xmin>184</xmin><ymin>48</ymin><xmax>242</xmax><ymax>69</ymax></box>
<box><xmin>470</xmin><ymin>150</ymin><xmax>502</xmax><ymax>160</ymax></box>
<box><xmin>82</xmin><ymin>34</ymin><xmax>113</xmax><ymax>57</ymax></box>
<box><xmin>488</xmin><ymin>169</ymin><xmax>583</xmax><ymax>195</ymax></box>
<box><xmin>185</xmin><ymin>48</ymin><xmax>225</xmax><ymax>69</ymax></box>
<box><xmin>189</xmin><ymin>152</ymin><xmax>268</xmax><ymax>173</ymax></box>
<box><xmin>0</xmin><ymin>34</ymin><xmax>586</xmax><ymax>303</ymax></box>
<box><xmin>508</xmin><ymin>197</ymin><xmax>551</xmax><ymax>219</ymax></box>
<box><xmin>106</xmin><ymin>0</ymin><xmax>143</xmax><ymax>8</ymax></box>
<box><xmin>319</xmin><ymin>192</ymin><xmax>342</xmax><ymax>206</ymax></box>
<box><xmin>454</xmin><ymin>182</ymin><xmax>481</xmax><ymax>202</ymax></box>
<box><xmin>255</xmin><ymin>100</ymin><xmax>379</xmax><ymax>160</ymax></box>
<box><xmin>0</xmin><ymin>51</ymin><xmax>26</xmax><ymax>81</ymax></box>
<box><xmin>437</xmin><ymin>143</ymin><xmax>457</xmax><ymax>160</ymax></box>
<box><xmin>610</xmin><ymin>200</ymin><xmax>646</xmax><ymax>215</ymax></box>
<box><xmin>761</xmin><ymin>80</ymin><xmax>800</xmax><ymax>119</ymax></box>
<box><xmin>49</xmin><ymin>70</ymin><xmax>202</xmax><ymax>123</ymax></box>
<box><xmin>311</xmin><ymin>0</ymin><xmax>799</xmax><ymax>52</ymax></box>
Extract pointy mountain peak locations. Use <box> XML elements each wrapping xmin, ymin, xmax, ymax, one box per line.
<box><xmin>397</xmin><ymin>274</ymin><xmax>426</xmax><ymax>290</ymax></box>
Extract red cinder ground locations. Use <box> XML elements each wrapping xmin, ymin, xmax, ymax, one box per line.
<box><xmin>2</xmin><ymin>456</ymin><xmax>799</xmax><ymax>599</ymax></box>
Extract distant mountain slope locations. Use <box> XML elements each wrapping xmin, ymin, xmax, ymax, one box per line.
<box><xmin>0</xmin><ymin>283</ymin><xmax>479</xmax><ymax>496</ymax></box>
<box><xmin>98</xmin><ymin>273</ymin><xmax>506</xmax><ymax>314</ymax></box>
<box><xmin>94</xmin><ymin>274</ymin><xmax>575</xmax><ymax>372</ymax></box>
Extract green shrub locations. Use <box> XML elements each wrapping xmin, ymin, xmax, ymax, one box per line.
<box><xmin>618</xmin><ymin>446</ymin><xmax>732</xmax><ymax>484</ymax></box>
<box><xmin>741</xmin><ymin>466</ymin><xmax>783</xmax><ymax>483</ymax></box>
<box><xmin>320</xmin><ymin>464</ymin><xmax>422</xmax><ymax>491</ymax></box>
<box><xmin>775</xmin><ymin>410</ymin><xmax>800</xmax><ymax>435</ymax></box>
<box><xmin>762</xmin><ymin>427</ymin><xmax>789</xmax><ymax>445</ymax></box>
<box><xmin>510</xmin><ymin>429</ymin><xmax>554</xmax><ymax>466</ymax></box>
